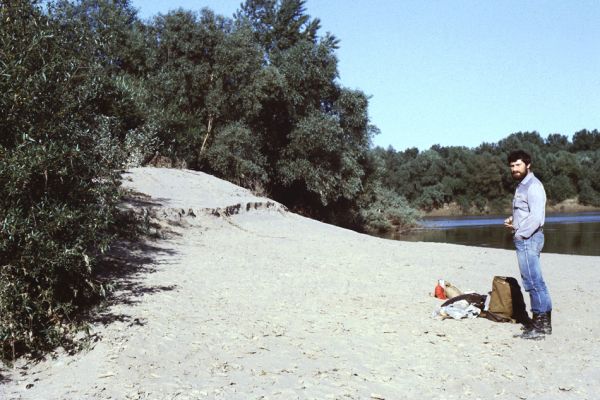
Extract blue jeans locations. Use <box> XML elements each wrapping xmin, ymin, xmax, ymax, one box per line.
<box><xmin>514</xmin><ymin>231</ymin><xmax>552</xmax><ymax>314</ymax></box>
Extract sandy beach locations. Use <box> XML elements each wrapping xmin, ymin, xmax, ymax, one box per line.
<box><xmin>2</xmin><ymin>167</ymin><xmax>600</xmax><ymax>400</ymax></box>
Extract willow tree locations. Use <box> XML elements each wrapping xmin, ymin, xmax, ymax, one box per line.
<box><xmin>147</xmin><ymin>9</ymin><xmax>266</xmax><ymax>179</ymax></box>
<box><xmin>236</xmin><ymin>0</ymin><xmax>377</xmax><ymax>216</ymax></box>
<box><xmin>0</xmin><ymin>0</ymin><xmax>139</xmax><ymax>359</ymax></box>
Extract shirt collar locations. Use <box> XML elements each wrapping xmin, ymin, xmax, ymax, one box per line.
<box><xmin>519</xmin><ymin>171</ymin><xmax>534</xmax><ymax>186</ymax></box>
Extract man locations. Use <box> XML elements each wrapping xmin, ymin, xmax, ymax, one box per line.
<box><xmin>504</xmin><ymin>150</ymin><xmax>552</xmax><ymax>340</ymax></box>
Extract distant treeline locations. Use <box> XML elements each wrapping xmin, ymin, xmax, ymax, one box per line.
<box><xmin>1</xmin><ymin>0</ymin><xmax>599</xmax><ymax>360</ymax></box>
<box><xmin>376</xmin><ymin>130</ymin><xmax>600</xmax><ymax>213</ymax></box>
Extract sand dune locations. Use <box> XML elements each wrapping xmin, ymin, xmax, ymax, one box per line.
<box><xmin>2</xmin><ymin>167</ymin><xmax>600</xmax><ymax>400</ymax></box>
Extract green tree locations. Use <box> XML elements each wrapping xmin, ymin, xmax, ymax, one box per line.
<box><xmin>237</xmin><ymin>0</ymin><xmax>320</xmax><ymax>58</ymax></box>
<box><xmin>416</xmin><ymin>183</ymin><xmax>446</xmax><ymax>211</ymax></box>
<box><xmin>468</xmin><ymin>153</ymin><xmax>505</xmax><ymax>199</ymax></box>
<box><xmin>497</xmin><ymin>131</ymin><xmax>545</xmax><ymax>164</ymax></box>
<box><xmin>235</xmin><ymin>0</ymin><xmax>379</xmax><ymax>222</ymax></box>
<box><xmin>355</xmin><ymin>150</ymin><xmax>420</xmax><ymax>232</ymax></box>
<box><xmin>572</xmin><ymin>129</ymin><xmax>600</xmax><ymax>152</ymax></box>
<box><xmin>147</xmin><ymin>9</ymin><xmax>265</xmax><ymax>169</ymax></box>
<box><xmin>202</xmin><ymin>122</ymin><xmax>267</xmax><ymax>187</ymax></box>
<box><xmin>545</xmin><ymin>175</ymin><xmax>577</xmax><ymax>204</ymax></box>
<box><xmin>147</xmin><ymin>9</ymin><xmax>224</xmax><ymax>162</ymax></box>
<box><xmin>577</xmin><ymin>150</ymin><xmax>600</xmax><ymax>205</ymax></box>
<box><xmin>579</xmin><ymin>180</ymin><xmax>600</xmax><ymax>206</ymax></box>
<box><xmin>545</xmin><ymin>133</ymin><xmax>570</xmax><ymax>152</ymax></box>
<box><xmin>277</xmin><ymin>111</ymin><xmax>364</xmax><ymax>206</ymax></box>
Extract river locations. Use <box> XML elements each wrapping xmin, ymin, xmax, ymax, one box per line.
<box><xmin>391</xmin><ymin>212</ymin><xmax>600</xmax><ymax>256</ymax></box>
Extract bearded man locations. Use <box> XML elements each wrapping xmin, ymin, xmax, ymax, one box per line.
<box><xmin>504</xmin><ymin>150</ymin><xmax>552</xmax><ymax>340</ymax></box>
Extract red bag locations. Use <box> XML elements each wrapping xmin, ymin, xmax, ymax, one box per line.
<box><xmin>434</xmin><ymin>283</ymin><xmax>447</xmax><ymax>299</ymax></box>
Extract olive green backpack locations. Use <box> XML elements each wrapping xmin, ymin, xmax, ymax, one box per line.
<box><xmin>484</xmin><ymin>276</ymin><xmax>530</xmax><ymax>324</ymax></box>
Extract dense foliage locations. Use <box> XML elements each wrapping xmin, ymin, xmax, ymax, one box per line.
<box><xmin>143</xmin><ymin>1</ymin><xmax>384</xmax><ymax>228</ymax></box>
<box><xmin>377</xmin><ymin>130</ymin><xmax>600</xmax><ymax>213</ymax></box>
<box><xmin>1</xmin><ymin>0</ymin><xmax>599</xmax><ymax>361</ymax></box>
<box><xmin>0</xmin><ymin>0</ymin><xmax>148</xmax><ymax>360</ymax></box>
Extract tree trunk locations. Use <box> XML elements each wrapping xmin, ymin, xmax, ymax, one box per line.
<box><xmin>199</xmin><ymin>73</ymin><xmax>215</xmax><ymax>154</ymax></box>
<box><xmin>200</xmin><ymin>114</ymin><xmax>214</xmax><ymax>154</ymax></box>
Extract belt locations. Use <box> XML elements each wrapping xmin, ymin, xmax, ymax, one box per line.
<box><xmin>514</xmin><ymin>226</ymin><xmax>543</xmax><ymax>239</ymax></box>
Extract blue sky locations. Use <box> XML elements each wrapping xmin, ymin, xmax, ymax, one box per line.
<box><xmin>131</xmin><ymin>0</ymin><xmax>600</xmax><ymax>151</ymax></box>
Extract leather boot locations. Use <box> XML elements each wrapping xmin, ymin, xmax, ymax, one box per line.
<box><xmin>516</xmin><ymin>313</ymin><xmax>545</xmax><ymax>340</ymax></box>
<box><xmin>539</xmin><ymin>311</ymin><xmax>552</xmax><ymax>335</ymax></box>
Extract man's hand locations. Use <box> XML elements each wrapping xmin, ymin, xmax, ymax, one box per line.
<box><xmin>504</xmin><ymin>216</ymin><xmax>513</xmax><ymax>229</ymax></box>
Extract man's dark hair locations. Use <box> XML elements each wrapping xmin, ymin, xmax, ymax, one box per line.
<box><xmin>507</xmin><ymin>150</ymin><xmax>531</xmax><ymax>165</ymax></box>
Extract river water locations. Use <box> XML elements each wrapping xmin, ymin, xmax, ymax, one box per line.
<box><xmin>392</xmin><ymin>212</ymin><xmax>600</xmax><ymax>256</ymax></box>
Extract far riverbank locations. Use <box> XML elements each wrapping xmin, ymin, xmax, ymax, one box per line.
<box><xmin>423</xmin><ymin>198</ymin><xmax>600</xmax><ymax>217</ymax></box>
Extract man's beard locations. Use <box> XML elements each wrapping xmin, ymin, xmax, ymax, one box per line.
<box><xmin>512</xmin><ymin>170</ymin><xmax>527</xmax><ymax>180</ymax></box>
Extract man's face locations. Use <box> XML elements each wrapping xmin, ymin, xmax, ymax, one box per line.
<box><xmin>510</xmin><ymin>159</ymin><xmax>529</xmax><ymax>181</ymax></box>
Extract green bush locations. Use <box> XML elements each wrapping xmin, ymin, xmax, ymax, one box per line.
<box><xmin>201</xmin><ymin>122</ymin><xmax>268</xmax><ymax>188</ymax></box>
<box><xmin>0</xmin><ymin>136</ymin><xmax>120</xmax><ymax>360</ymax></box>
<box><xmin>0</xmin><ymin>1</ymin><xmax>125</xmax><ymax>361</ymax></box>
<box><xmin>277</xmin><ymin>111</ymin><xmax>364</xmax><ymax>206</ymax></box>
<box><xmin>579</xmin><ymin>180</ymin><xmax>600</xmax><ymax>207</ymax></box>
<box><xmin>358</xmin><ymin>187</ymin><xmax>421</xmax><ymax>234</ymax></box>
<box><xmin>545</xmin><ymin>174</ymin><xmax>577</xmax><ymax>204</ymax></box>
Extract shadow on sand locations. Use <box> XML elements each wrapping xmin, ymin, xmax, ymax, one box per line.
<box><xmin>84</xmin><ymin>191</ymin><xmax>186</xmax><ymax>332</ymax></box>
<box><xmin>90</xmin><ymin>239</ymin><xmax>179</xmax><ymax>328</ymax></box>
<box><xmin>0</xmin><ymin>191</ymin><xmax>189</xmax><ymax>385</ymax></box>
<box><xmin>8</xmin><ymin>193</ymin><xmax>184</xmax><ymax>366</ymax></box>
